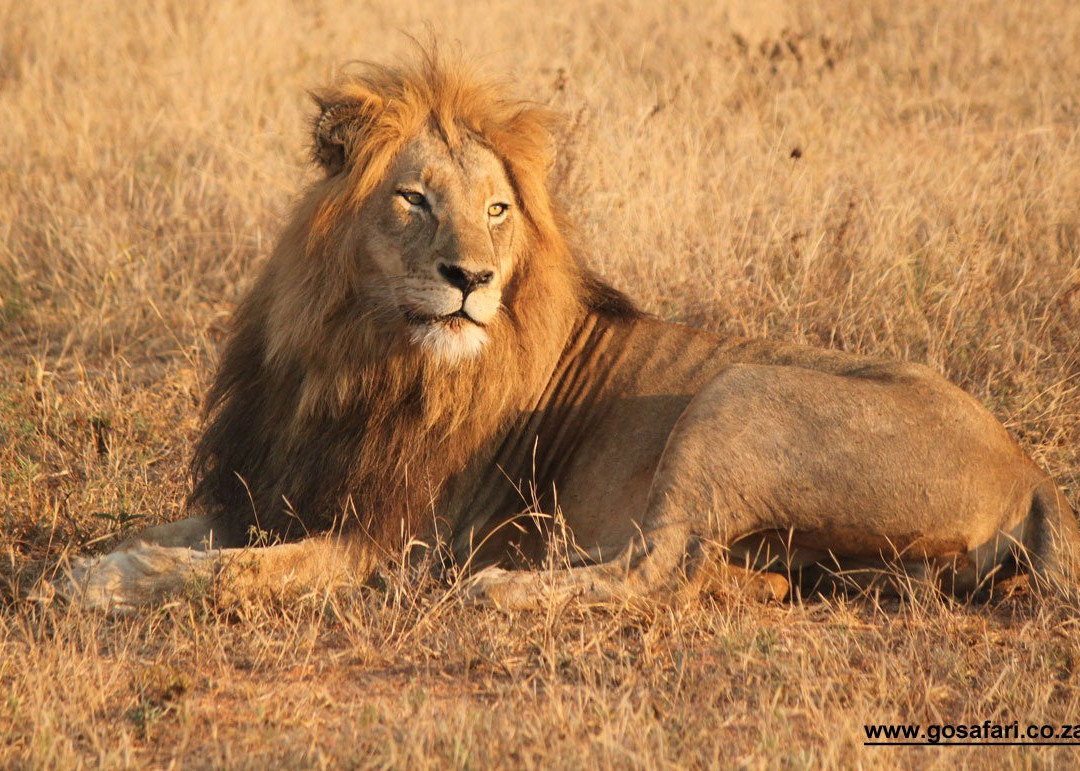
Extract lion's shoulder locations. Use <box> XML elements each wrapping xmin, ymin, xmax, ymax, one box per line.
<box><xmin>580</xmin><ymin>271</ymin><xmax>643</xmax><ymax>321</ymax></box>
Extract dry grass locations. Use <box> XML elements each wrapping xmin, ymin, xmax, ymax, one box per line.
<box><xmin>2</xmin><ymin>0</ymin><xmax>1080</xmax><ymax>766</ymax></box>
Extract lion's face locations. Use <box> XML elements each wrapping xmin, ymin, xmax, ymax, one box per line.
<box><xmin>358</xmin><ymin>129</ymin><xmax>519</xmax><ymax>364</ymax></box>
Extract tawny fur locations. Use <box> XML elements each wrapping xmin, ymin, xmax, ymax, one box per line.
<box><xmin>59</xmin><ymin>51</ymin><xmax>1080</xmax><ymax>612</ymax></box>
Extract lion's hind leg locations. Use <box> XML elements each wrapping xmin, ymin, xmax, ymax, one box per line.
<box><xmin>463</xmin><ymin>531</ymin><xmax>791</xmax><ymax>609</ymax></box>
<box><xmin>921</xmin><ymin>481</ymin><xmax>1080</xmax><ymax>602</ymax></box>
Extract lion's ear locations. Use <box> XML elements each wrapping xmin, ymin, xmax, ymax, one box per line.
<box><xmin>311</xmin><ymin>92</ymin><xmax>383</xmax><ymax>176</ymax></box>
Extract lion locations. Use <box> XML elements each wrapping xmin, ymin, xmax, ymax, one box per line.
<box><xmin>62</xmin><ymin>52</ymin><xmax>1080</xmax><ymax>612</ymax></box>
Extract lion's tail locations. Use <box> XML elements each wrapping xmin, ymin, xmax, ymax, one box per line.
<box><xmin>1023</xmin><ymin>480</ymin><xmax>1080</xmax><ymax>601</ymax></box>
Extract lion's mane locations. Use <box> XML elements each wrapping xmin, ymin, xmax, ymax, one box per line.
<box><xmin>188</xmin><ymin>52</ymin><xmax>638</xmax><ymax>554</ymax></box>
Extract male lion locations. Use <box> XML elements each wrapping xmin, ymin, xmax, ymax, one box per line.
<box><xmin>65</xmin><ymin>53</ymin><xmax>1079</xmax><ymax>611</ymax></box>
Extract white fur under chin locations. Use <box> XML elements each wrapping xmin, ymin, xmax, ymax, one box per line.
<box><xmin>410</xmin><ymin>321</ymin><xmax>489</xmax><ymax>364</ymax></box>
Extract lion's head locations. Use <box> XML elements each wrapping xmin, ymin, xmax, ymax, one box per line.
<box><xmin>258</xmin><ymin>54</ymin><xmax>576</xmax><ymax>376</ymax></box>
<box><xmin>188</xmin><ymin>52</ymin><xmax>637</xmax><ymax>551</ymax></box>
<box><xmin>317</xmin><ymin>97</ymin><xmax>521</xmax><ymax>363</ymax></box>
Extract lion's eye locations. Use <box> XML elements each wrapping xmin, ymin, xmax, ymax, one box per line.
<box><xmin>487</xmin><ymin>202</ymin><xmax>509</xmax><ymax>218</ymax></box>
<box><xmin>398</xmin><ymin>190</ymin><xmax>427</xmax><ymax>208</ymax></box>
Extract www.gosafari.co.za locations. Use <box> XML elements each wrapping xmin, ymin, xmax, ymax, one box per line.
<box><xmin>864</xmin><ymin>721</ymin><xmax>1080</xmax><ymax>746</ymax></box>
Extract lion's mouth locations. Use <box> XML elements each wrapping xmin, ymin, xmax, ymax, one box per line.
<box><xmin>401</xmin><ymin>306</ymin><xmax>484</xmax><ymax>328</ymax></box>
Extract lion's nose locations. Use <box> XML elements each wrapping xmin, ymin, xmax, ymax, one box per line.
<box><xmin>437</xmin><ymin>263</ymin><xmax>493</xmax><ymax>295</ymax></box>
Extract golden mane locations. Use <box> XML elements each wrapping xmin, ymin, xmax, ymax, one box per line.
<box><xmin>188</xmin><ymin>53</ymin><xmax>639</xmax><ymax>554</ymax></box>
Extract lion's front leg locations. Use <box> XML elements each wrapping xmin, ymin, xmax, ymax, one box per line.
<box><xmin>58</xmin><ymin>537</ymin><xmax>365</xmax><ymax>613</ymax></box>
<box><xmin>43</xmin><ymin>514</ymin><xmax>219</xmax><ymax>611</ymax></box>
<box><xmin>61</xmin><ymin>544</ymin><xmax>222</xmax><ymax>612</ymax></box>
<box><xmin>115</xmin><ymin>513</ymin><xmax>223</xmax><ymax>551</ymax></box>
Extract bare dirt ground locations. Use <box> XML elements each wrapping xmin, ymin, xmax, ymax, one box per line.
<box><xmin>2</xmin><ymin>0</ymin><xmax>1079</xmax><ymax>766</ymax></box>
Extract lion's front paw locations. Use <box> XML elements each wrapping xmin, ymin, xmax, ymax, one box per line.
<box><xmin>54</xmin><ymin>546</ymin><xmax>217</xmax><ymax>613</ymax></box>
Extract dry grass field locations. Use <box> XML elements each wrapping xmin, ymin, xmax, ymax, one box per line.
<box><xmin>3</xmin><ymin>0</ymin><xmax>1080</xmax><ymax>766</ymax></box>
